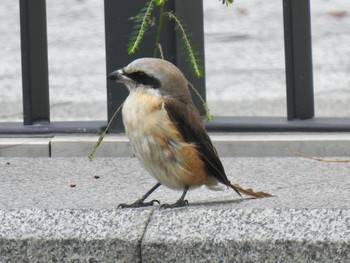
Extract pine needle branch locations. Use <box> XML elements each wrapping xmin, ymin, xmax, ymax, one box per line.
<box><xmin>165</xmin><ymin>12</ymin><xmax>204</xmax><ymax>77</ymax></box>
<box><xmin>127</xmin><ymin>1</ymin><xmax>155</xmax><ymax>55</ymax></box>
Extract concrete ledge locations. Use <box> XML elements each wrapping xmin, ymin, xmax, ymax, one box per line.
<box><xmin>1</xmin><ymin>133</ymin><xmax>350</xmax><ymax>157</ymax></box>
<box><xmin>50</xmin><ymin>135</ymin><xmax>133</xmax><ymax>157</ymax></box>
<box><xmin>0</xmin><ymin>138</ymin><xmax>50</xmax><ymax>157</ymax></box>
<box><xmin>0</xmin><ymin>209</ymin><xmax>152</xmax><ymax>263</ymax></box>
<box><xmin>143</xmin><ymin>208</ymin><xmax>350</xmax><ymax>262</ymax></box>
<box><xmin>1</xmin><ymin>157</ymin><xmax>349</xmax><ymax>262</ymax></box>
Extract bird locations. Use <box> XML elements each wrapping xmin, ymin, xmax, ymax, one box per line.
<box><xmin>107</xmin><ymin>58</ymin><xmax>266</xmax><ymax>208</ymax></box>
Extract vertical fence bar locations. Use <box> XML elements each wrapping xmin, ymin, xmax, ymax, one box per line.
<box><xmin>19</xmin><ymin>0</ymin><xmax>50</xmax><ymax>124</ymax></box>
<box><xmin>174</xmin><ymin>0</ymin><xmax>206</xmax><ymax>116</ymax></box>
<box><xmin>283</xmin><ymin>0</ymin><xmax>314</xmax><ymax>120</ymax></box>
<box><xmin>103</xmin><ymin>0</ymin><xmax>127</xmax><ymax>132</ymax></box>
<box><xmin>104</xmin><ymin>0</ymin><xmax>205</xmax><ymax>132</ymax></box>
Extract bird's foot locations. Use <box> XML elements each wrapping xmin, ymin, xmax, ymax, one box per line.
<box><xmin>118</xmin><ymin>199</ymin><xmax>160</xmax><ymax>208</ymax></box>
<box><xmin>161</xmin><ymin>199</ymin><xmax>189</xmax><ymax>209</ymax></box>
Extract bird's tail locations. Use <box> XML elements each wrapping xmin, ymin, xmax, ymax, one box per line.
<box><xmin>231</xmin><ymin>184</ymin><xmax>272</xmax><ymax>198</ymax></box>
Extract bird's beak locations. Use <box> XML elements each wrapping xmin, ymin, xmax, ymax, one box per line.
<box><xmin>107</xmin><ymin>69</ymin><xmax>124</xmax><ymax>82</ymax></box>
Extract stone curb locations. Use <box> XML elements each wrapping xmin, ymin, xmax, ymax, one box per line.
<box><xmin>1</xmin><ymin>133</ymin><xmax>350</xmax><ymax>157</ymax></box>
<box><xmin>0</xmin><ymin>157</ymin><xmax>349</xmax><ymax>262</ymax></box>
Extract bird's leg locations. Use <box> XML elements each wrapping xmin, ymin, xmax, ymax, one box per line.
<box><xmin>161</xmin><ymin>186</ymin><xmax>189</xmax><ymax>209</ymax></box>
<box><xmin>118</xmin><ymin>183</ymin><xmax>161</xmax><ymax>208</ymax></box>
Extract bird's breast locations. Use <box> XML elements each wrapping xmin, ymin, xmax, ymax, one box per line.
<box><xmin>121</xmin><ymin>89</ymin><xmax>210</xmax><ymax>189</ymax></box>
<box><xmin>122</xmin><ymin>89</ymin><xmax>166</xmax><ymax>136</ymax></box>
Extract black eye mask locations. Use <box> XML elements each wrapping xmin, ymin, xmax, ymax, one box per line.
<box><xmin>124</xmin><ymin>71</ymin><xmax>161</xmax><ymax>89</ymax></box>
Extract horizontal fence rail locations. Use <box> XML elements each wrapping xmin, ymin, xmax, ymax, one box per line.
<box><xmin>0</xmin><ymin>0</ymin><xmax>350</xmax><ymax>134</ymax></box>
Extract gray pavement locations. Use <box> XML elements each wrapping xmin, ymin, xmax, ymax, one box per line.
<box><xmin>1</xmin><ymin>0</ymin><xmax>350</xmax><ymax>121</ymax></box>
<box><xmin>0</xmin><ymin>156</ymin><xmax>350</xmax><ymax>262</ymax></box>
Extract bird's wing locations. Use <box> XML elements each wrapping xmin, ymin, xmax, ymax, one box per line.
<box><xmin>164</xmin><ymin>98</ymin><xmax>235</xmax><ymax>189</ymax></box>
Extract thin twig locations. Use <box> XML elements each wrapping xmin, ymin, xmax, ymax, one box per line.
<box><xmin>187</xmin><ymin>81</ymin><xmax>212</xmax><ymax>121</ymax></box>
<box><xmin>287</xmin><ymin>147</ymin><xmax>350</xmax><ymax>163</ymax></box>
<box><xmin>157</xmin><ymin>43</ymin><xmax>164</xmax><ymax>59</ymax></box>
<box><xmin>153</xmin><ymin>0</ymin><xmax>165</xmax><ymax>57</ymax></box>
<box><xmin>88</xmin><ymin>102</ymin><xmax>124</xmax><ymax>161</ymax></box>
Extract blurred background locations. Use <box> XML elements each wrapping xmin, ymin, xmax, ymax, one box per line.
<box><xmin>1</xmin><ymin>0</ymin><xmax>349</xmax><ymax>122</ymax></box>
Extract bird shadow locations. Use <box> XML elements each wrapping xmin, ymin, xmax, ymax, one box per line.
<box><xmin>156</xmin><ymin>197</ymin><xmax>269</xmax><ymax>210</ymax></box>
<box><xmin>188</xmin><ymin>197</ymin><xmax>256</xmax><ymax>208</ymax></box>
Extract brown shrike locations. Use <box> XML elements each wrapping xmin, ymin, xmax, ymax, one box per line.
<box><xmin>108</xmin><ymin>58</ymin><xmax>242</xmax><ymax>208</ymax></box>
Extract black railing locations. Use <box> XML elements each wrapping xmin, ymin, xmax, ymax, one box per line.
<box><xmin>20</xmin><ymin>0</ymin><xmax>50</xmax><ymax>125</ymax></box>
<box><xmin>283</xmin><ymin>0</ymin><xmax>314</xmax><ymax>120</ymax></box>
<box><xmin>1</xmin><ymin>0</ymin><xmax>350</xmax><ymax>134</ymax></box>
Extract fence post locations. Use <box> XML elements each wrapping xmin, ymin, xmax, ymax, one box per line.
<box><xmin>19</xmin><ymin>0</ymin><xmax>50</xmax><ymax>124</ymax></box>
<box><xmin>174</xmin><ymin>0</ymin><xmax>206</xmax><ymax>116</ymax></box>
<box><xmin>104</xmin><ymin>0</ymin><xmax>205</xmax><ymax>132</ymax></box>
<box><xmin>283</xmin><ymin>0</ymin><xmax>314</xmax><ymax>120</ymax></box>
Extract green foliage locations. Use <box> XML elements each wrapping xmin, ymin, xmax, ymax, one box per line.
<box><xmin>127</xmin><ymin>1</ymin><xmax>204</xmax><ymax>77</ymax></box>
<box><xmin>127</xmin><ymin>1</ymin><xmax>155</xmax><ymax>55</ymax></box>
<box><xmin>154</xmin><ymin>0</ymin><xmax>165</xmax><ymax>6</ymax></box>
<box><xmin>221</xmin><ymin>0</ymin><xmax>234</xmax><ymax>5</ymax></box>
<box><xmin>166</xmin><ymin>12</ymin><xmax>204</xmax><ymax>78</ymax></box>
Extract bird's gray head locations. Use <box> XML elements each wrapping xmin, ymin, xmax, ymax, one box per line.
<box><xmin>107</xmin><ymin>58</ymin><xmax>192</xmax><ymax>102</ymax></box>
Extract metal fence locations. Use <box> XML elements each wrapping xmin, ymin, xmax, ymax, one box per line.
<box><xmin>1</xmin><ymin>0</ymin><xmax>350</xmax><ymax>134</ymax></box>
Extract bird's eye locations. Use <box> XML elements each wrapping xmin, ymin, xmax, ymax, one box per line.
<box><xmin>134</xmin><ymin>71</ymin><xmax>147</xmax><ymax>79</ymax></box>
<box><xmin>126</xmin><ymin>71</ymin><xmax>148</xmax><ymax>82</ymax></box>
<box><xmin>125</xmin><ymin>71</ymin><xmax>161</xmax><ymax>89</ymax></box>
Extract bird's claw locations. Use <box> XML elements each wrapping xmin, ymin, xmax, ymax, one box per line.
<box><xmin>118</xmin><ymin>199</ymin><xmax>160</xmax><ymax>208</ymax></box>
<box><xmin>161</xmin><ymin>199</ymin><xmax>189</xmax><ymax>209</ymax></box>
